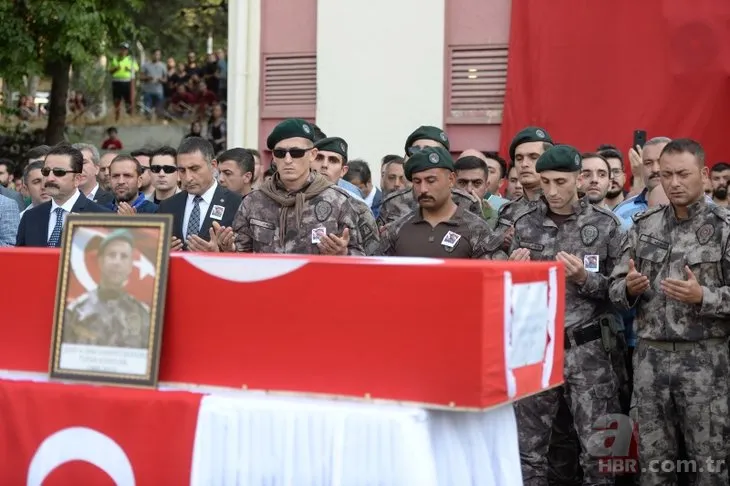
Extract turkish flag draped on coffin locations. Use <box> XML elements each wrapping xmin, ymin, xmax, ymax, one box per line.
<box><xmin>501</xmin><ymin>0</ymin><xmax>730</xmax><ymax>167</ymax></box>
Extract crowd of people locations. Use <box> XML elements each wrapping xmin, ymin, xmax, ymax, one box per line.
<box><xmin>0</xmin><ymin>118</ymin><xmax>728</xmax><ymax>486</ymax></box>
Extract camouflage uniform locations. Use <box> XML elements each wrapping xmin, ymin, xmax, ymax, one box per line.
<box><xmin>511</xmin><ymin>197</ymin><xmax>624</xmax><ymax>485</ymax></box>
<box><xmin>376</xmin><ymin>187</ymin><xmax>482</xmax><ymax>227</ymax></box>
<box><xmin>63</xmin><ymin>289</ymin><xmax>151</xmax><ymax>348</ymax></box>
<box><xmin>232</xmin><ymin>172</ymin><xmax>369</xmax><ymax>255</ymax></box>
<box><xmin>495</xmin><ymin>194</ymin><xmax>541</xmax><ymax>233</ymax></box>
<box><xmin>378</xmin><ymin>206</ymin><xmax>507</xmax><ymax>259</ymax></box>
<box><xmin>349</xmin><ymin>196</ymin><xmax>380</xmax><ymax>256</ymax></box>
<box><xmin>609</xmin><ymin>200</ymin><xmax>730</xmax><ymax>486</ymax></box>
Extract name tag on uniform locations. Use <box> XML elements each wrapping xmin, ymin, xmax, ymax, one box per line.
<box><xmin>210</xmin><ymin>205</ymin><xmax>225</xmax><ymax>221</ymax></box>
<box><xmin>311</xmin><ymin>226</ymin><xmax>327</xmax><ymax>244</ymax></box>
<box><xmin>584</xmin><ymin>254</ymin><xmax>600</xmax><ymax>273</ymax></box>
<box><xmin>441</xmin><ymin>231</ymin><xmax>461</xmax><ymax>248</ymax></box>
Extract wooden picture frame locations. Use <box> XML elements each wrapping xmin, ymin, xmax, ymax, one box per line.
<box><xmin>48</xmin><ymin>214</ymin><xmax>173</xmax><ymax>388</ymax></box>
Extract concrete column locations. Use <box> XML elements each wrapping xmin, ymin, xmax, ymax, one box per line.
<box><xmin>315</xmin><ymin>0</ymin><xmax>446</xmax><ymax>187</ymax></box>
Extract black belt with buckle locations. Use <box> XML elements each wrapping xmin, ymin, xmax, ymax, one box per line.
<box><xmin>565</xmin><ymin>322</ymin><xmax>602</xmax><ymax>349</ymax></box>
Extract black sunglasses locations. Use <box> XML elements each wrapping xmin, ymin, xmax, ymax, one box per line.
<box><xmin>272</xmin><ymin>147</ymin><xmax>311</xmax><ymax>159</ymax></box>
<box><xmin>407</xmin><ymin>146</ymin><xmax>426</xmax><ymax>156</ymax></box>
<box><xmin>150</xmin><ymin>165</ymin><xmax>177</xmax><ymax>174</ymax></box>
<box><xmin>41</xmin><ymin>167</ymin><xmax>80</xmax><ymax>177</ymax></box>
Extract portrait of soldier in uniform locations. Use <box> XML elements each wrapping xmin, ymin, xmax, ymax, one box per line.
<box><xmin>62</xmin><ymin>228</ymin><xmax>152</xmax><ymax>349</ymax></box>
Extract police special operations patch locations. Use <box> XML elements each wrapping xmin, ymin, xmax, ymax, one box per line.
<box><xmin>428</xmin><ymin>152</ymin><xmax>440</xmax><ymax>164</ymax></box>
<box><xmin>439</xmin><ymin>131</ymin><xmax>448</xmax><ymax>142</ymax></box>
<box><xmin>315</xmin><ymin>201</ymin><xmax>333</xmax><ymax>222</ymax></box>
<box><xmin>359</xmin><ymin>221</ymin><xmax>373</xmax><ymax>240</ymax></box>
<box><xmin>581</xmin><ymin>225</ymin><xmax>599</xmax><ymax>246</ymax></box>
<box><xmin>696</xmin><ymin>223</ymin><xmax>715</xmax><ymax>245</ymax></box>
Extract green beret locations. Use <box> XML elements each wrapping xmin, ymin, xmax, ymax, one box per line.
<box><xmin>508</xmin><ymin>126</ymin><xmax>553</xmax><ymax>162</ymax></box>
<box><xmin>98</xmin><ymin>229</ymin><xmax>134</xmax><ymax>255</ymax></box>
<box><xmin>266</xmin><ymin>118</ymin><xmax>316</xmax><ymax>150</ymax></box>
<box><xmin>314</xmin><ymin>137</ymin><xmax>348</xmax><ymax>162</ymax></box>
<box><xmin>404</xmin><ymin>146</ymin><xmax>454</xmax><ymax>181</ymax></box>
<box><xmin>404</xmin><ymin>126</ymin><xmax>450</xmax><ymax>153</ymax></box>
<box><xmin>535</xmin><ymin>145</ymin><xmax>582</xmax><ymax>173</ymax></box>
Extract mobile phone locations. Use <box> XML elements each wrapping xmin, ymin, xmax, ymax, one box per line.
<box><xmin>633</xmin><ymin>130</ymin><xmax>647</xmax><ymax>149</ymax></box>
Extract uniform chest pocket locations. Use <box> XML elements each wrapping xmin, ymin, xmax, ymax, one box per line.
<box><xmin>250</xmin><ymin>219</ymin><xmax>275</xmax><ymax>250</ymax></box>
<box><xmin>636</xmin><ymin>242</ymin><xmax>668</xmax><ymax>278</ymax></box>
<box><xmin>685</xmin><ymin>248</ymin><xmax>724</xmax><ymax>286</ymax></box>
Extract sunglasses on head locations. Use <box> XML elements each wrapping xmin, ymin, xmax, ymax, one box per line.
<box><xmin>150</xmin><ymin>165</ymin><xmax>177</xmax><ymax>174</ymax></box>
<box><xmin>41</xmin><ymin>167</ymin><xmax>79</xmax><ymax>177</ymax></box>
<box><xmin>272</xmin><ymin>147</ymin><xmax>311</xmax><ymax>159</ymax></box>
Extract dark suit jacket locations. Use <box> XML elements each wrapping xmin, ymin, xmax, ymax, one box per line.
<box><xmin>16</xmin><ymin>194</ymin><xmax>111</xmax><ymax>247</ymax></box>
<box><xmin>371</xmin><ymin>188</ymin><xmax>383</xmax><ymax>219</ymax></box>
<box><xmin>92</xmin><ymin>188</ymin><xmax>115</xmax><ymax>207</ymax></box>
<box><xmin>0</xmin><ymin>185</ymin><xmax>26</xmax><ymax>211</ymax></box>
<box><xmin>158</xmin><ymin>184</ymin><xmax>242</xmax><ymax>248</ymax></box>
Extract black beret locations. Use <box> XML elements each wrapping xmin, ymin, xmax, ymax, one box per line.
<box><xmin>314</xmin><ymin>137</ymin><xmax>348</xmax><ymax>162</ymax></box>
<box><xmin>99</xmin><ymin>229</ymin><xmax>134</xmax><ymax>255</ymax></box>
<box><xmin>535</xmin><ymin>145</ymin><xmax>582</xmax><ymax>173</ymax></box>
<box><xmin>266</xmin><ymin>118</ymin><xmax>316</xmax><ymax>150</ymax></box>
<box><xmin>404</xmin><ymin>146</ymin><xmax>455</xmax><ymax>181</ymax></box>
<box><xmin>404</xmin><ymin>126</ymin><xmax>450</xmax><ymax>153</ymax></box>
<box><xmin>508</xmin><ymin>126</ymin><xmax>553</xmax><ymax>162</ymax></box>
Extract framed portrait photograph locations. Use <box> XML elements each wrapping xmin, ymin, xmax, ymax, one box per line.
<box><xmin>48</xmin><ymin>214</ymin><xmax>173</xmax><ymax>388</ymax></box>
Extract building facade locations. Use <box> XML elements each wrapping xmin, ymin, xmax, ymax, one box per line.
<box><xmin>228</xmin><ymin>0</ymin><xmax>511</xmax><ymax>185</ymax></box>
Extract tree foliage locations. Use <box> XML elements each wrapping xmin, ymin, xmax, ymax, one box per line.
<box><xmin>133</xmin><ymin>0</ymin><xmax>228</xmax><ymax>59</ymax></box>
<box><xmin>0</xmin><ymin>0</ymin><xmax>142</xmax><ymax>144</ymax></box>
<box><xmin>0</xmin><ymin>0</ymin><xmax>142</xmax><ymax>85</ymax></box>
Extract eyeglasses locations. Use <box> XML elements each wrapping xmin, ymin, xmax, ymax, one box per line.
<box><xmin>272</xmin><ymin>147</ymin><xmax>311</xmax><ymax>159</ymax></box>
<box><xmin>150</xmin><ymin>165</ymin><xmax>177</xmax><ymax>174</ymax></box>
<box><xmin>41</xmin><ymin>167</ymin><xmax>80</xmax><ymax>177</ymax></box>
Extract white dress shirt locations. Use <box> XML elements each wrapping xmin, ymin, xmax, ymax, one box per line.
<box><xmin>48</xmin><ymin>189</ymin><xmax>81</xmax><ymax>242</ymax></box>
<box><xmin>182</xmin><ymin>181</ymin><xmax>217</xmax><ymax>238</ymax></box>
<box><xmin>86</xmin><ymin>183</ymin><xmax>100</xmax><ymax>200</ymax></box>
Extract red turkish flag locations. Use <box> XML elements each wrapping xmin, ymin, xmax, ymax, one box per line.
<box><xmin>0</xmin><ymin>378</ymin><xmax>201</xmax><ymax>485</ymax></box>
<box><xmin>66</xmin><ymin>226</ymin><xmax>161</xmax><ymax>306</ymax></box>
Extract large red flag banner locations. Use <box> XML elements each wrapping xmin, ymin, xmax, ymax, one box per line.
<box><xmin>501</xmin><ymin>0</ymin><xmax>730</xmax><ymax>167</ymax></box>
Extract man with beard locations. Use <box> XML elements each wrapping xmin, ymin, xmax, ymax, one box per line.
<box><xmin>380</xmin><ymin>156</ymin><xmax>409</xmax><ymax>195</ymax></box>
<box><xmin>107</xmin><ymin>155</ymin><xmax>158</xmax><ymax>214</ymax></box>
<box><xmin>379</xmin><ymin>147</ymin><xmax>505</xmax><ymax>260</ymax></box>
<box><xmin>578</xmin><ymin>153</ymin><xmax>611</xmax><ymax>207</ymax></box>
<box><xmin>708</xmin><ymin>162</ymin><xmax>730</xmax><ymax>207</ymax></box>
<box><xmin>597</xmin><ymin>146</ymin><xmax>627</xmax><ymax>209</ymax></box>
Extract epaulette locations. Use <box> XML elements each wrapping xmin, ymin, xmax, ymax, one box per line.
<box><xmin>631</xmin><ymin>205</ymin><xmax>664</xmax><ymax>223</ymax></box>
<box><xmin>497</xmin><ymin>196</ymin><xmax>524</xmax><ymax>217</ymax></box>
<box><xmin>710</xmin><ymin>204</ymin><xmax>730</xmax><ymax>224</ymax></box>
<box><xmin>328</xmin><ymin>184</ymin><xmax>354</xmax><ymax>199</ymax></box>
<box><xmin>379</xmin><ymin>187</ymin><xmax>410</xmax><ymax>205</ymax></box>
<box><xmin>591</xmin><ymin>204</ymin><xmax>622</xmax><ymax>226</ymax></box>
<box><xmin>512</xmin><ymin>203</ymin><xmax>539</xmax><ymax>225</ymax></box>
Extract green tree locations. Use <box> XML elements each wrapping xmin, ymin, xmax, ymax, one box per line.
<box><xmin>0</xmin><ymin>0</ymin><xmax>141</xmax><ymax>144</ymax></box>
<box><xmin>133</xmin><ymin>0</ymin><xmax>228</xmax><ymax>60</ymax></box>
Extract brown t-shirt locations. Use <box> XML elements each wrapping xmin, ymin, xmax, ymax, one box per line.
<box><xmin>379</xmin><ymin>206</ymin><xmax>507</xmax><ymax>259</ymax></box>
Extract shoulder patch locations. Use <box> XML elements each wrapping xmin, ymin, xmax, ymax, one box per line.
<box><xmin>631</xmin><ymin>205</ymin><xmax>664</xmax><ymax>223</ymax></box>
<box><xmin>512</xmin><ymin>204</ymin><xmax>539</xmax><ymax>226</ymax></box>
